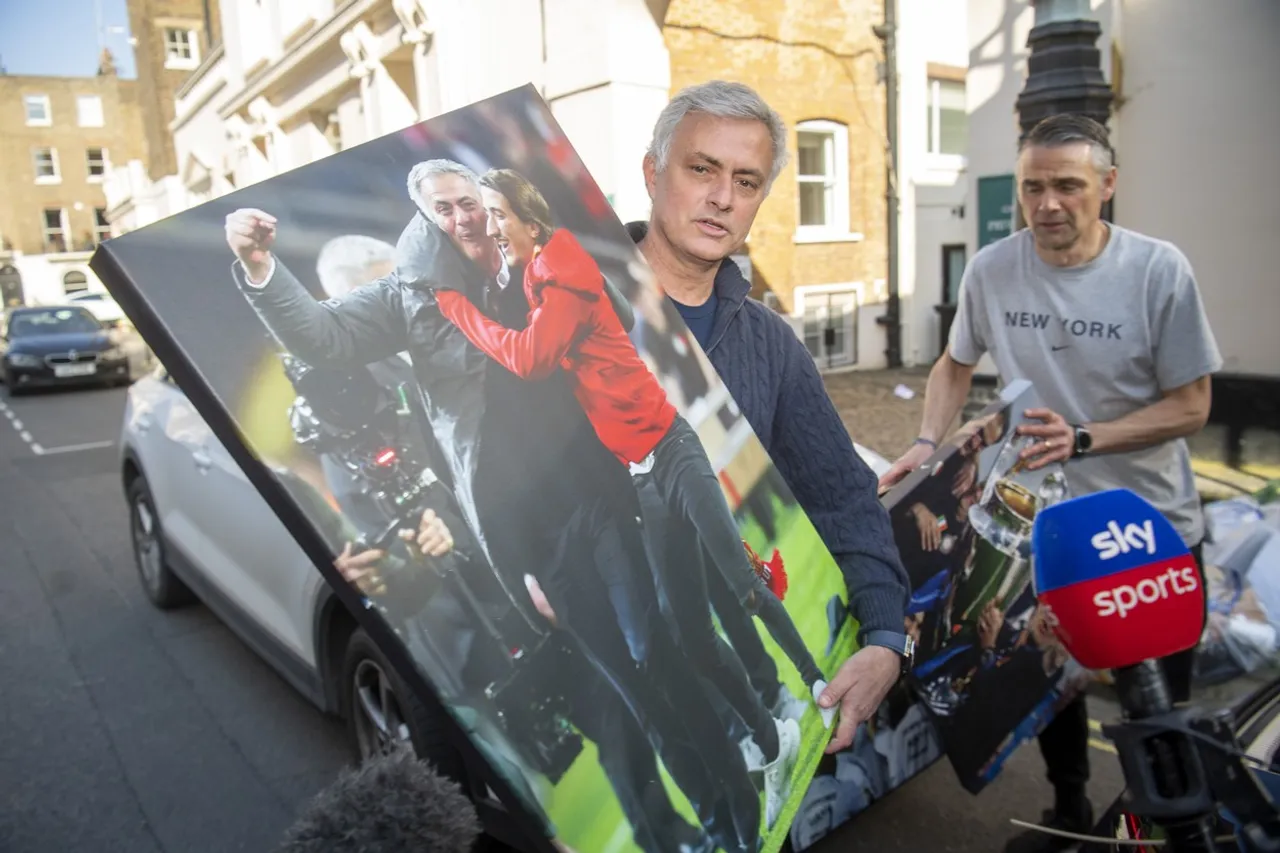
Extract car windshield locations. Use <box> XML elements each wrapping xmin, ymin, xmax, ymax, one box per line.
<box><xmin>8</xmin><ymin>308</ymin><xmax>103</xmax><ymax>338</ymax></box>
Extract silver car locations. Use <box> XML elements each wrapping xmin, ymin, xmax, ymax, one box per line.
<box><xmin>118</xmin><ymin>364</ymin><xmax>443</xmax><ymax>766</ymax></box>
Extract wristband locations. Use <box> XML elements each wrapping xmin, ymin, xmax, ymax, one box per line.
<box><xmin>913</xmin><ymin>437</ymin><xmax>937</xmax><ymax>450</ymax></box>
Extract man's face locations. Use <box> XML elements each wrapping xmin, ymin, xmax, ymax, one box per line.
<box><xmin>418</xmin><ymin>173</ymin><xmax>493</xmax><ymax>265</ymax></box>
<box><xmin>644</xmin><ymin>112</ymin><xmax>773</xmax><ymax>264</ymax></box>
<box><xmin>481</xmin><ymin>187</ymin><xmax>539</xmax><ymax>268</ymax></box>
<box><xmin>1016</xmin><ymin>142</ymin><xmax>1116</xmax><ymax>254</ymax></box>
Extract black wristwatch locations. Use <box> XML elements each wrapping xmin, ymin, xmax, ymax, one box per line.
<box><xmin>1071</xmin><ymin>424</ymin><xmax>1093</xmax><ymax>458</ymax></box>
<box><xmin>864</xmin><ymin>630</ymin><xmax>916</xmax><ymax>676</ymax></box>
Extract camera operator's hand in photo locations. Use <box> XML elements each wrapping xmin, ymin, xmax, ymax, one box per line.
<box><xmin>335</xmin><ymin>543</ymin><xmax>386</xmax><ymax>596</ymax></box>
<box><xmin>224</xmin><ymin>208</ymin><xmax>278</xmax><ymax>283</ymax></box>
<box><xmin>878</xmin><ymin>440</ymin><xmax>935</xmax><ymax>493</ymax></box>
<box><xmin>399</xmin><ymin>508</ymin><xmax>454</xmax><ymax>558</ymax></box>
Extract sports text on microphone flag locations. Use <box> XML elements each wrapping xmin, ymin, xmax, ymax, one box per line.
<box><xmin>1031</xmin><ymin>488</ymin><xmax>1205</xmax><ymax>670</ymax></box>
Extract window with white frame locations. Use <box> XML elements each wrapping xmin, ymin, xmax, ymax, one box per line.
<box><xmin>163</xmin><ymin>27</ymin><xmax>200</xmax><ymax>69</ymax></box>
<box><xmin>86</xmin><ymin>147</ymin><xmax>108</xmax><ymax>180</ymax></box>
<box><xmin>93</xmin><ymin>208</ymin><xmax>112</xmax><ymax>243</ymax></box>
<box><xmin>77</xmin><ymin>95</ymin><xmax>104</xmax><ymax>127</ymax></box>
<box><xmin>927</xmin><ymin>79</ymin><xmax>968</xmax><ymax>157</ymax></box>
<box><xmin>794</xmin><ymin>120</ymin><xmax>851</xmax><ymax>240</ymax></box>
<box><xmin>42</xmin><ymin>209</ymin><xmax>68</xmax><ymax>254</ymax></box>
<box><xmin>33</xmin><ymin>147</ymin><xmax>60</xmax><ymax>183</ymax></box>
<box><xmin>24</xmin><ymin>94</ymin><xmax>51</xmax><ymax>126</ymax></box>
<box><xmin>63</xmin><ymin>271</ymin><xmax>89</xmax><ymax>294</ymax></box>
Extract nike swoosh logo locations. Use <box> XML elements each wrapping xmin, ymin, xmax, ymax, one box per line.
<box><xmin>1051</xmin><ymin>345</ymin><xmax>1071</xmax><ymax>352</ymax></box>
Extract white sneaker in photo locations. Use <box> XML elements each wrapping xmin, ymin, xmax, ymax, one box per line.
<box><xmin>763</xmin><ymin>717</ymin><xmax>802</xmax><ymax>830</ymax></box>
<box><xmin>771</xmin><ymin>686</ymin><xmax>809</xmax><ymax>723</ymax></box>
<box><xmin>812</xmin><ymin>680</ymin><xmax>837</xmax><ymax>729</ymax></box>
<box><xmin>739</xmin><ymin>733</ymin><xmax>767</xmax><ymax>773</ymax></box>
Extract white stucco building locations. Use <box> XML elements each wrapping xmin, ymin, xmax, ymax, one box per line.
<box><xmin>105</xmin><ymin>0</ymin><xmax>673</xmax><ymax>236</ymax></box>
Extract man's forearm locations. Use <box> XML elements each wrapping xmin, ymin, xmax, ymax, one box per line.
<box><xmin>919</xmin><ymin>352</ymin><xmax>975</xmax><ymax>444</ymax></box>
<box><xmin>1086</xmin><ymin>379</ymin><xmax>1211</xmax><ymax>455</ymax></box>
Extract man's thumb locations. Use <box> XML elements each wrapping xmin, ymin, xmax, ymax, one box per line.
<box><xmin>819</xmin><ymin>662</ymin><xmax>858</xmax><ymax>709</ymax></box>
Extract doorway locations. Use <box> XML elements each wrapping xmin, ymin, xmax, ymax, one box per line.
<box><xmin>0</xmin><ymin>265</ymin><xmax>24</xmax><ymax>308</ymax></box>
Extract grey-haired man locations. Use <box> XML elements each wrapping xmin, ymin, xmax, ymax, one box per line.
<box><xmin>626</xmin><ymin>80</ymin><xmax>913</xmax><ymax>758</ymax></box>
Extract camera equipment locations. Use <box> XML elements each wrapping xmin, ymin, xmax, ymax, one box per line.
<box><xmin>279</xmin><ymin>353</ymin><xmax>582</xmax><ymax>783</ymax></box>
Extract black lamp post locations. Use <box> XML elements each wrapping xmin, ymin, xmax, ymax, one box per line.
<box><xmin>1014</xmin><ymin>0</ymin><xmax>1116</xmax><ymax>222</ymax></box>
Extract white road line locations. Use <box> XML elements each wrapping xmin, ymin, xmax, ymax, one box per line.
<box><xmin>13</xmin><ymin>420</ymin><xmax>24</xmax><ymax>431</ymax></box>
<box><xmin>32</xmin><ymin>440</ymin><xmax>115</xmax><ymax>456</ymax></box>
<box><xmin>19</xmin><ymin>431</ymin><xmax>32</xmax><ymax>443</ymax></box>
<box><xmin>3</xmin><ymin>409</ymin><xmax>13</xmax><ymax>419</ymax></box>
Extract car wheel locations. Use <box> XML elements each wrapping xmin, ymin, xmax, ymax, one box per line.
<box><xmin>340</xmin><ymin>628</ymin><xmax>467</xmax><ymax>783</ymax></box>
<box><xmin>127</xmin><ymin>475</ymin><xmax>194</xmax><ymax>609</ymax></box>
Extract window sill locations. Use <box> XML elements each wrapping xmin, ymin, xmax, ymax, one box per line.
<box><xmin>794</xmin><ymin>231</ymin><xmax>864</xmax><ymax>245</ymax></box>
<box><xmin>164</xmin><ymin>58</ymin><xmax>200</xmax><ymax>71</ymax></box>
<box><xmin>35</xmin><ymin>177</ymin><xmax>62</xmax><ymax>186</ymax></box>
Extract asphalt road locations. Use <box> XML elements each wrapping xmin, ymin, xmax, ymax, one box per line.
<box><xmin>0</xmin><ymin>380</ymin><xmax>1129</xmax><ymax>853</ymax></box>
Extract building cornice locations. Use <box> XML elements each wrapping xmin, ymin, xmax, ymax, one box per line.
<box><xmin>218</xmin><ymin>0</ymin><xmax>382</xmax><ymax>121</ymax></box>
<box><xmin>174</xmin><ymin>43</ymin><xmax>227</xmax><ymax>102</ymax></box>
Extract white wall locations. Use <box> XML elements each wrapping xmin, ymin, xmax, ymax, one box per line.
<box><xmin>1111</xmin><ymin>0</ymin><xmax>1279</xmax><ymax>377</ymax></box>
<box><xmin>898</xmin><ymin>0</ymin><xmax>971</xmax><ymax>367</ymax></box>
<box><xmin>9</xmin><ymin>254</ymin><xmax>104</xmax><ymax>305</ymax></box>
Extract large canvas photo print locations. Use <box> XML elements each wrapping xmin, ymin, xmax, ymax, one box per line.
<box><xmin>92</xmin><ymin>84</ymin><xmax>861</xmax><ymax>853</ymax></box>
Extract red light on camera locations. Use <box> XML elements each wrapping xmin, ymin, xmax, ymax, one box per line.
<box><xmin>374</xmin><ymin>448</ymin><xmax>397</xmax><ymax>467</ymax></box>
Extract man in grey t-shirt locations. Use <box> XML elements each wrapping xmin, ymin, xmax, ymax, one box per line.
<box><xmin>880</xmin><ymin>114</ymin><xmax>1221</xmax><ymax>853</ymax></box>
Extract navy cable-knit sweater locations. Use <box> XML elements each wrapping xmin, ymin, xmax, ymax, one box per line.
<box><xmin>627</xmin><ymin>223</ymin><xmax>910</xmax><ymax>645</ymax></box>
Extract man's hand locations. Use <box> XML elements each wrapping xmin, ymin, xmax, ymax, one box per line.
<box><xmin>224</xmin><ymin>208</ymin><xmax>278</xmax><ymax>284</ymax></box>
<box><xmin>910</xmin><ymin>502</ymin><xmax>942</xmax><ymax>552</ymax></box>
<box><xmin>878</xmin><ymin>441</ymin><xmax>935</xmax><ymax>493</ymax></box>
<box><xmin>398</xmin><ymin>508</ymin><xmax>455</xmax><ymax>558</ymax></box>
<box><xmin>335</xmin><ymin>542</ymin><xmax>386</xmax><ymax>596</ymax></box>
<box><xmin>818</xmin><ymin>645</ymin><xmax>901</xmax><ymax>753</ymax></box>
<box><xmin>1015</xmin><ymin>407</ymin><xmax>1074</xmax><ymax>470</ymax></box>
<box><xmin>977</xmin><ymin>601</ymin><xmax>1003</xmax><ymax>650</ymax></box>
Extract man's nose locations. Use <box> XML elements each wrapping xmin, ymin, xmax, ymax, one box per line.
<box><xmin>706</xmin><ymin>176</ymin><xmax>734</xmax><ymax>210</ymax></box>
<box><xmin>486</xmin><ymin>217</ymin><xmax>500</xmax><ymax>237</ymax></box>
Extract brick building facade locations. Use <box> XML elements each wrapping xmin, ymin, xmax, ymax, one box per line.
<box><xmin>126</xmin><ymin>0</ymin><xmax>221</xmax><ymax>181</ymax></box>
<box><xmin>0</xmin><ymin>61</ymin><xmax>146</xmax><ymax>305</ymax></box>
<box><xmin>663</xmin><ymin>0</ymin><xmax>889</xmax><ymax>369</ymax></box>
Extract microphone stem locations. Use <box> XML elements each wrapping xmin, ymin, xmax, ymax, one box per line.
<box><xmin>1112</xmin><ymin>661</ymin><xmax>1218</xmax><ymax>853</ymax></box>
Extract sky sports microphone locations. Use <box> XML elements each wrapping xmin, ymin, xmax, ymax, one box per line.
<box><xmin>1032</xmin><ymin>487</ymin><xmax>1220</xmax><ymax>852</ymax></box>
<box><xmin>275</xmin><ymin>746</ymin><xmax>484</xmax><ymax>853</ymax></box>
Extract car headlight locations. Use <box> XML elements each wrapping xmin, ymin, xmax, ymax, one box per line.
<box><xmin>6</xmin><ymin>353</ymin><xmax>42</xmax><ymax>367</ymax></box>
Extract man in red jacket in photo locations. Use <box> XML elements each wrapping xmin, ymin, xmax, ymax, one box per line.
<box><xmin>433</xmin><ymin>167</ymin><xmax>826</xmax><ymax>828</ymax></box>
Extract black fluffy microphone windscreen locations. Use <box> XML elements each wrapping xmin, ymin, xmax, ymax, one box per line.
<box><xmin>276</xmin><ymin>747</ymin><xmax>484</xmax><ymax>853</ymax></box>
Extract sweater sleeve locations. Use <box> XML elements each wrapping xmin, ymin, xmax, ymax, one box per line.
<box><xmin>769</xmin><ymin>325</ymin><xmax>910</xmax><ymax>643</ymax></box>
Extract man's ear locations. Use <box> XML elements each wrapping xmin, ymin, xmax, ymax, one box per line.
<box><xmin>1101</xmin><ymin>165</ymin><xmax>1118</xmax><ymax>203</ymax></box>
<box><xmin>642</xmin><ymin>154</ymin><xmax>658</xmax><ymax>201</ymax></box>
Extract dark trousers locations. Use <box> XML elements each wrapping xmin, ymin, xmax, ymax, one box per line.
<box><xmin>640</xmin><ymin>415</ymin><xmax>824</xmax><ymax>688</ymax></box>
<box><xmin>1037</xmin><ymin>541</ymin><xmax>1206</xmax><ymax>802</ymax></box>
<box><xmin>569</xmin><ymin>653</ymin><xmax>709</xmax><ymax>853</ymax></box>
<box><xmin>534</xmin><ymin>492</ymin><xmax>762</xmax><ymax>853</ymax></box>
<box><xmin>635</xmin><ymin>472</ymin><xmax>782</xmax><ymax>762</ymax></box>
<box><xmin>706</xmin><ymin>561</ymin><xmax>786</xmax><ymax>711</ymax></box>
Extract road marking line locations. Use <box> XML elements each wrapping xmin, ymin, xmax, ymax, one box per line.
<box><xmin>19</xmin><ymin>431</ymin><xmax>32</xmax><ymax>443</ymax></box>
<box><xmin>3</xmin><ymin>409</ymin><xmax>13</xmax><ymax>419</ymax></box>
<box><xmin>1089</xmin><ymin>737</ymin><xmax>1117</xmax><ymax>755</ymax></box>
<box><xmin>13</xmin><ymin>419</ymin><xmax>23</xmax><ymax>430</ymax></box>
<box><xmin>32</xmin><ymin>440</ymin><xmax>115</xmax><ymax>456</ymax></box>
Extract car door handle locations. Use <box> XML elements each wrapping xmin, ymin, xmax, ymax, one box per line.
<box><xmin>192</xmin><ymin>448</ymin><xmax>212</xmax><ymax>473</ymax></box>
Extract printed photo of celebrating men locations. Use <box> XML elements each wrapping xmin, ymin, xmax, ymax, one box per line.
<box><xmin>91</xmin><ymin>84</ymin><xmax>857</xmax><ymax>853</ymax></box>
<box><xmin>881</xmin><ymin>381</ymin><xmax>1093</xmax><ymax>793</ymax></box>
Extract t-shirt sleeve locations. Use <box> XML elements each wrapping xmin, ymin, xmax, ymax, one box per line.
<box><xmin>947</xmin><ymin>258</ymin><xmax>988</xmax><ymax>366</ymax></box>
<box><xmin>1151</xmin><ymin>245</ymin><xmax>1223</xmax><ymax>391</ymax></box>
